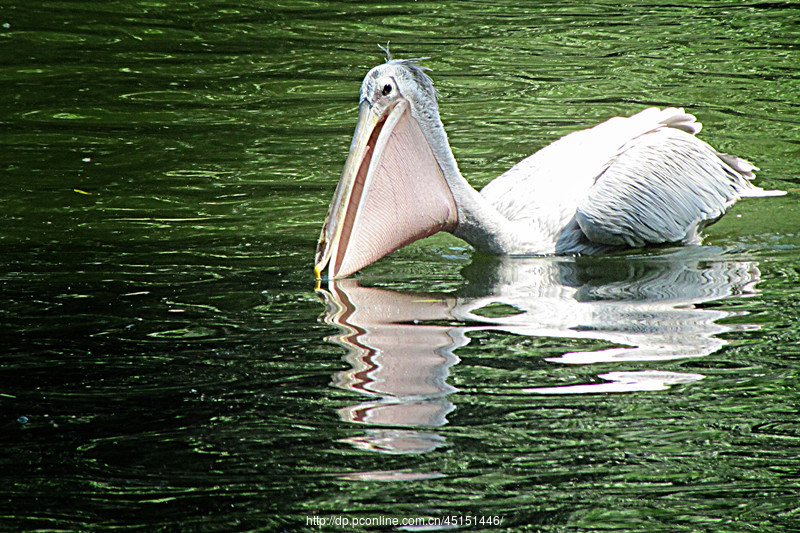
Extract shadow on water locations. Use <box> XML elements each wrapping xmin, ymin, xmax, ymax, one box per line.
<box><xmin>317</xmin><ymin>248</ymin><xmax>761</xmax><ymax>455</ymax></box>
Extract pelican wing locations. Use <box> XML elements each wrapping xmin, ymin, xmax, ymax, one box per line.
<box><xmin>480</xmin><ymin>107</ymin><xmax>781</xmax><ymax>254</ymax></box>
<box><xmin>575</xmin><ymin>124</ymin><xmax>765</xmax><ymax>248</ymax></box>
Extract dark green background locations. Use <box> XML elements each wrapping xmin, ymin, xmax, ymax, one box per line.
<box><xmin>1</xmin><ymin>1</ymin><xmax>798</xmax><ymax>531</ymax></box>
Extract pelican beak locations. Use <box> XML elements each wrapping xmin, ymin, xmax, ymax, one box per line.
<box><xmin>314</xmin><ymin>98</ymin><xmax>457</xmax><ymax>279</ymax></box>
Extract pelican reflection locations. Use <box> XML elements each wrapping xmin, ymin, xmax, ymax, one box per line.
<box><xmin>317</xmin><ymin>281</ymin><xmax>460</xmax><ymax>454</ymax></box>
<box><xmin>317</xmin><ymin>250</ymin><xmax>761</xmax><ymax>454</ymax></box>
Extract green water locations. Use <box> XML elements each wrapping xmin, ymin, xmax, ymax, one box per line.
<box><xmin>2</xmin><ymin>1</ymin><xmax>799</xmax><ymax>531</ymax></box>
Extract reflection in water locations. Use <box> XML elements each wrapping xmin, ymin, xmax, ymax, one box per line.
<box><xmin>317</xmin><ymin>282</ymin><xmax>460</xmax><ymax>455</ymax></box>
<box><xmin>318</xmin><ymin>250</ymin><xmax>761</xmax><ymax>454</ymax></box>
<box><xmin>524</xmin><ymin>370</ymin><xmax>706</xmax><ymax>394</ymax></box>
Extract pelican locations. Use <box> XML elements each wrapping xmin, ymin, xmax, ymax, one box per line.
<box><xmin>315</xmin><ymin>57</ymin><xmax>782</xmax><ymax>279</ymax></box>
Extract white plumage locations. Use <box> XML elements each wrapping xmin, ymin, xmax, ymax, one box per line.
<box><xmin>315</xmin><ymin>59</ymin><xmax>783</xmax><ymax>279</ymax></box>
<box><xmin>479</xmin><ymin>106</ymin><xmax>776</xmax><ymax>254</ymax></box>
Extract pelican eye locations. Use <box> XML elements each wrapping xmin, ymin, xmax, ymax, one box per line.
<box><xmin>381</xmin><ymin>83</ymin><xmax>392</xmax><ymax>96</ymax></box>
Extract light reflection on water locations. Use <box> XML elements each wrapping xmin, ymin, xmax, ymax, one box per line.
<box><xmin>319</xmin><ymin>249</ymin><xmax>761</xmax><ymax>455</ymax></box>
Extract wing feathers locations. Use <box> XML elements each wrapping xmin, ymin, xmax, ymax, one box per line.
<box><xmin>657</xmin><ymin>108</ymin><xmax>702</xmax><ymax>134</ymax></box>
<box><xmin>576</xmin><ymin>129</ymin><xmax>755</xmax><ymax>247</ymax></box>
<box><xmin>481</xmin><ymin>106</ymin><xmax>780</xmax><ymax>254</ymax></box>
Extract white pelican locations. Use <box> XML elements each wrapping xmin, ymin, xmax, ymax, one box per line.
<box><xmin>315</xmin><ymin>57</ymin><xmax>782</xmax><ymax>279</ymax></box>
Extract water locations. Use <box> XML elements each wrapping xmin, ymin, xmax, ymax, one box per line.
<box><xmin>2</xmin><ymin>1</ymin><xmax>799</xmax><ymax>531</ymax></box>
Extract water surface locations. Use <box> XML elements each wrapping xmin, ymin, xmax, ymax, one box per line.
<box><xmin>2</xmin><ymin>1</ymin><xmax>799</xmax><ymax>531</ymax></box>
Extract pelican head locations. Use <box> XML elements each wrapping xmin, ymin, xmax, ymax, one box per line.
<box><xmin>314</xmin><ymin>59</ymin><xmax>458</xmax><ymax>279</ymax></box>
